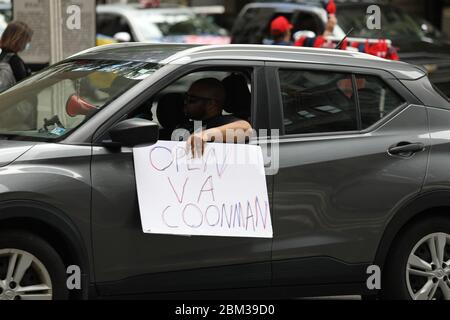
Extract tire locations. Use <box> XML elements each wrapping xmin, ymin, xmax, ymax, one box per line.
<box><xmin>0</xmin><ymin>230</ymin><xmax>69</xmax><ymax>300</ymax></box>
<box><xmin>382</xmin><ymin>216</ymin><xmax>450</xmax><ymax>300</ymax></box>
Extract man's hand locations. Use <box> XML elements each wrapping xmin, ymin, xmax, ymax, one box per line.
<box><xmin>324</xmin><ymin>14</ymin><xmax>337</xmax><ymax>36</ymax></box>
<box><xmin>186</xmin><ymin>131</ymin><xmax>209</xmax><ymax>158</ymax></box>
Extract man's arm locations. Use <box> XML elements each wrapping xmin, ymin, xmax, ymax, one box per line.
<box><xmin>187</xmin><ymin>120</ymin><xmax>253</xmax><ymax>157</ymax></box>
<box><xmin>204</xmin><ymin>120</ymin><xmax>252</xmax><ymax>141</ymax></box>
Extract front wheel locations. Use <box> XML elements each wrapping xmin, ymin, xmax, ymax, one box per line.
<box><xmin>0</xmin><ymin>231</ymin><xmax>68</xmax><ymax>300</ymax></box>
<box><xmin>382</xmin><ymin>217</ymin><xmax>450</xmax><ymax>300</ymax></box>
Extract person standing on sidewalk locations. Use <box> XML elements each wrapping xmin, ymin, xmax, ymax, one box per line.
<box><xmin>0</xmin><ymin>21</ymin><xmax>35</xmax><ymax>129</ymax></box>
<box><xmin>0</xmin><ymin>21</ymin><xmax>33</xmax><ymax>90</ymax></box>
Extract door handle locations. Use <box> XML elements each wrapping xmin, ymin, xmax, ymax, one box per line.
<box><xmin>388</xmin><ymin>142</ymin><xmax>425</xmax><ymax>156</ymax></box>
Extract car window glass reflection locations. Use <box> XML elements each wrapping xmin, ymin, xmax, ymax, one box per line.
<box><xmin>0</xmin><ymin>60</ymin><xmax>161</xmax><ymax>141</ymax></box>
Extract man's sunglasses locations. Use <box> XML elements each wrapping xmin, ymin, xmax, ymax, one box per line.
<box><xmin>184</xmin><ymin>93</ymin><xmax>216</xmax><ymax>104</ymax></box>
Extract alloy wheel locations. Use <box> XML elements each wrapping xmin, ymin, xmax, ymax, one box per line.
<box><xmin>0</xmin><ymin>249</ymin><xmax>53</xmax><ymax>300</ymax></box>
<box><xmin>406</xmin><ymin>232</ymin><xmax>450</xmax><ymax>300</ymax></box>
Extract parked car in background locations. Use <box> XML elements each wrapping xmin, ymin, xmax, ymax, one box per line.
<box><xmin>97</xmin><ymin>4</ymin><xmax>230</xmax><ymax>45</ymax></box>
<box><xmin>231</xmin><ymin>1</ymin><xmax>450</xmax><ymax>97</ymax></box>
<box><xmin>0</xmin><ymin>13</ymin><xmax>7</xmax><ymax>36</ymax></box>
<box><xmin>0</xmin><ymin>43</ymin><xmax>449</xmax><ymax>300</ymax></box>
<box><xmin>190</xmin><ymin>5</ymin><xmax>235</xmax><ymax>33</ymax></box>
<box><xmin>0</xmin><ymin>0</ymin><xmax>11</xmax><ymax>37</ymax></box>
<box><xmin>0</xmin><ymin>0</ymin><xmax>11</xmax><ymax>23</ymax></box>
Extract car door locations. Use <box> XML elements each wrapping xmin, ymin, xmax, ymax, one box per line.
<box><xmin>90</xmin><ymin>61</ymin><xmax>273</xmax><ymax>296</ymax></box>
<box><xmin>265</xmin><ymin>62</ymin><xmax>430</xmax><ymax>286</ymax></box>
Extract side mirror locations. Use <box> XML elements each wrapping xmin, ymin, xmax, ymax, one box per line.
<box><xmin>114</xmin><ymin>32</ymin><xmax>132</xmax><ymax>43</ymax></box>
<box><xmin>107</xmin><ymin>118</ymin><xmax>159</xmax><ymax>148</ymax></box>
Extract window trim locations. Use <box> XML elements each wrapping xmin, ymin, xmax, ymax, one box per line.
<box><xmin>352</xmin><ymin>74</ymin><xmax>363</xmax><ymax>131</ymax></box>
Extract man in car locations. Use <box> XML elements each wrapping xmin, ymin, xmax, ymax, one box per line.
<box><xmin>179</xmin><ymin>78</ymin><xmax>253</xmax><ymax>157</ymax></box>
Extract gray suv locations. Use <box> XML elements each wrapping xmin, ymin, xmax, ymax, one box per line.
<box><xmin>0</xmin><ymin>44</ymin><xmax>449</xmax><ymax>300</ymax></box>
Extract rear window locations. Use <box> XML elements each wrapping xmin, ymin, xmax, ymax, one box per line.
<box><xmin>355</xmin><ymin>75</ymin><xmax>405</xmax><ymax>129</ymax></box>
<box><xmin>232</xmin><ymin>7</ymin><xmax>276</xmax><ymax>44</ymax></box>
<box><xmin>432</xmin><ymin>83</ymin><xmax>450</xmax><ymax>103</ymax></box>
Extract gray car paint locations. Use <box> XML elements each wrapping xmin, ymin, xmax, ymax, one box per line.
<box><xmin>0</xmin><ymin>141</ymin><xmax>36</xmax><ymax>167</ymax></box>
<box><xmin>0</xmin><ymin>143</ymin><xmax>94</xmax><ymax>278</ymax></box>
<box><xmin>423</xmin><ymin>106</ymin><xmax>450</xmax><ymax>191</ymax></box>
<box><xmin>91</xmin><ymin>146</ymin><xmax>272</xmax><ymax>289</ymax></box>
<box><xmin>272</xmin><ymin>105</ymin><xmax>429</xmax><ymax>264</ymax></box>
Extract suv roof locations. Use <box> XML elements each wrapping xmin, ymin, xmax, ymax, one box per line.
<box><xmin>73</xmin><ymin>43</ymin><xmax>425</xmax><ymax>80</ymax></box>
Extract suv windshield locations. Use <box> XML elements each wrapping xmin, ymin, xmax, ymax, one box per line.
<box><xmin>336</xmin><ymin>5</ymin><xmax>428</xmax><ymax>40</ymax></box>
<box><xmin>0</xmin><ymin>59</ymin><xmax>160</xmax><ymax>141</ymax></box>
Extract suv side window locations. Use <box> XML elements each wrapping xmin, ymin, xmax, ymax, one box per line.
<box><xmin>97</xmin><ymin>13</ymin><xmax>134</xmax><ymax>40</ymax></box>
<box><xmin>355</xmin><ymin>75</ymin><xmax>405</xmax><ymax>129</ymax></box>
<box><xmin>231</xmin><ymin>7</ymin><xmax>276</xmax><ymax>44</ymax></box>
<box><xmin>97</xmin><ymin>14</ymin><xmax>120</xmax><ymax>37</ymax></box>
<box><xmin>292</xmin><ymin>11</ymin><xmax>324</xmax><ymax>35</ymax></box>
<box><xmin>279</xmin><ymin>69</ymin><xmax>358</xmax><ymax>135</ymax></box>
<box><xmin>129</xmin><ymin>69</ymin><xmax>253</xmax><ymax>141</ymax></box>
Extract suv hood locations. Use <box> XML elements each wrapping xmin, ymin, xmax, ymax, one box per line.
<box><xmin>0</xmin><ymin>140</ymin><xmax>36</xmax><ymax>167</ymax></box>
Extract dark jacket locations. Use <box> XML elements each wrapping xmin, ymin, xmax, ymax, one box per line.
<box><xmin>0</xmin><ymin>49</ymin><xmax>31</xmax><ymax>82</ymax></box>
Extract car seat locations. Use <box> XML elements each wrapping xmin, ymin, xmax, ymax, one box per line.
<box><xmin>221</xmin><ymin>73</ymin><xmax>251</xmax><ymax>121</ymax></box>
<box><xmin>156</xmin><ymin>92</ymin><xmax>187</xmax><ymax>140</ymax></box>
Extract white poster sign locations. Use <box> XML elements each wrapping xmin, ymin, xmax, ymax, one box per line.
<box><xmin>133</xmin><ymin>141</ymin><xmax>273</xmax><ymax>238</ymax></box>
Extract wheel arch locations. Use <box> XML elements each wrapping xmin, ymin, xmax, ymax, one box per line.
<box><xmin>375</xmin><ymin>190</ymin><xmax>450</xmax><ymax>270</ymax></box>
<box><xmin>0</xmin><ymin>200</ymin><xmax>91</xmax><ymax>299</ymax></box>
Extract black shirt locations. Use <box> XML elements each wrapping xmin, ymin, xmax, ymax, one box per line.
<box><xmin>0</xmin><ymin>49</ymin><xmax>31</xmax><ymax>82</ymax></box>
<box><xmin>181</xmin><ymin>114</ymin><xmax>242</xmax><ymax>134</ymax></box>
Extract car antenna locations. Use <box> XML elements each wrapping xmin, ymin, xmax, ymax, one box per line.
<box><xmin>335</xmin><ymin>27</ymin><xmax>354</xmax><ymax>50</ymax></box>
